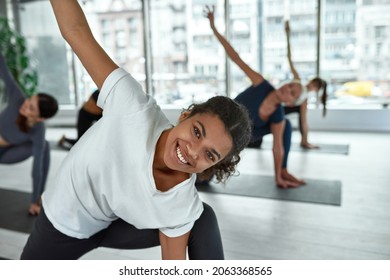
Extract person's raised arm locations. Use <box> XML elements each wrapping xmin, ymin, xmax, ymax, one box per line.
<box><xmin>0</xmin><ymin>52</ymin><xmax>14</xmax><ymax>87</ymax></box>
<box><xmin>0</xmin><ymin>51</ymin><xmax>27</xmax><ymax>102</ymax></box>
<box><xmin>204</xmin><ymin>6</ymin><xmax>263</xmax><ymax>86</ymax></box>
<box><xmin>284</xmin><ymin>21</ymin><xmax>300</xmax><ymax>80</ymax></box>
<box><xmin>50</xmin><ymin>0</ymin><xmax>118</xmax><ymax>89</ymax></box>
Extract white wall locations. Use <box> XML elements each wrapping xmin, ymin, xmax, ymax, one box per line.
<box><xmin>304</xmin><ymin>108</ymin><xmax>390</xmax><ymax>132</ymax></box>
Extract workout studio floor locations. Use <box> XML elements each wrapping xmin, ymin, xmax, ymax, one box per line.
<box><xmin>1</xmin><ymin>128</ymin><xmax>389</xmax><ymax>260</ymax></box>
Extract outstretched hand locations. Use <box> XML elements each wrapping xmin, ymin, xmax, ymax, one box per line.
<box><xmin>203</xmin><ymin>5</ymin><xmax>215</xmax><ymax>28</ymax></box>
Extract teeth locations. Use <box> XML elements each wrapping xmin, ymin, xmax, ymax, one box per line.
<box><xmin>176</xmin><ymin>146</ymin><xmax>188</xmax><ymax>164</ymax></box>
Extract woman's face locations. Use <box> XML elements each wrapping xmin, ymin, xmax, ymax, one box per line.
<box><xmin>307</xmin><ymin>81</ymin><xmax>320</xmax><ymax>93</ymax></box>
<box><xmin>277</xmin><ymin>82</ymin><xmax>302</xmax><ymax>105</ymax></box>
<box><xmin>19</xmin><ymin>95</ymin><xmax>42</xmax><ymax>121</ymax></box>
<box><xmin>163</xmin><ymin>112</ymin><xmax>233</xmax><ymax>174</ymax></box>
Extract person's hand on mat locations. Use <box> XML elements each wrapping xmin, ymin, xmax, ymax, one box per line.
<box><xmin>28</xmin><ymin>203</ymin><xmax>41</xmax><ymax>216</ymax></box>
<box><xmin>300</xmin><ymin>142</ymin><xmax>319</xmax><ymax>149</ymax></box>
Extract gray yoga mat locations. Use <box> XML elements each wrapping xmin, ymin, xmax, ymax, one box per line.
<box><xmin>261</xmin><ymin>141</ymin><xmax>349</xmax><ymax>155</ymax></box>
<box><xmin>259</xmin><ymin>141</ymin><xmax>349</xmax><ymax>155</ymax></box>
<box><xmin>49</xmin><ymin>140</ymin><xmax>70</xmax><ymax>151</ymax></box>
<box><xmin>0</xmin><ymin>188</ymin><xmax>37</xmax><ymax>234</ymax></box>
<box><xmin>196</xmin><ymin>174</ymin><xmax>342</xmax><ymax>206</ymax></box>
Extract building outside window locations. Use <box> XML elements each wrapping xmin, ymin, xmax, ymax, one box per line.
<box><xmin>11</xmin><ymin>0</ymin><xmax>390</xmax><ymax>110</ymax></box>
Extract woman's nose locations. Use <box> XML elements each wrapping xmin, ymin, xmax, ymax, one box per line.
<box><xmin>186</xmin><ymin>144</ymin><xmax>198</xmax><ymax>160</ymax></box>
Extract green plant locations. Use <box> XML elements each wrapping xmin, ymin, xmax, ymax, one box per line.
<box><xmin>0</xmin><ymin>17</ymin><xmax>38</xmax><ymax>98</ymax></box>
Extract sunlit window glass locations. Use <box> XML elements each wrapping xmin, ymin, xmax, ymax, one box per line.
<box><xmin>18</xmin><ymin>0</ymin><xmax>144</xmax><ymax>107</ymax></box>
<box><xmin>229</xmin><ymin>0</ymin><xmax>262</xmax><ymax>99</ymax></box>
<box><xmin>150</xmin><ymin>0</ymin><xmax>225</xmax><ymax>108</ymax></box>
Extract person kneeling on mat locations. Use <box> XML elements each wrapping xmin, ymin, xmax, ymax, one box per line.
<box><xmin>57</xmin><ymin>89</ymin><xmax>102</xmax><ymax>150</ymax></box>
<box><xmin>0</xmin><ymin>52</ymin><xmax>58</xmax><ymax>216</ymax></box>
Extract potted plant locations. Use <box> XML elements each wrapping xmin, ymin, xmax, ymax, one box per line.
<box><xmin>0</xmin><ymin>17</ymin><xmax>38</xmax><ymax>102</ymax></box>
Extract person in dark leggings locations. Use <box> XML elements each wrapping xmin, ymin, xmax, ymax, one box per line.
<box><xmin>205</xmin><ymin>6</ymin><xmax>305</xmax><ymax>188</ymax></box>
<box><xmin>21</xmin><ymin>202</ymin><xmax>223</xmax><ymax>260</ymax></box>
<box><xmin>20</xmin><ymin>0</ymin><xmax>252</xmax><ymax>260</ymax></box>
<box><xmin>284</xmin><ymin>20</ymin><xmax>327</xmax><ymax>149</ymax></box>
<box><xmin>58</xmin><ymin>89</ymin><xmax>102</xmax><ymax>150</ymax></box>
<box><xmin>0</xmin><ymin>52</ymin><xmax>58</xmax><ymax>216</ymax></box>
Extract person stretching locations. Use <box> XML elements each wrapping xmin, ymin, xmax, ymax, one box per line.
<box><xmin>21</xmin><ymin>0</ymin><xmax>252</xmax><ymax>260</ymax></box>
<box><xmin>58</xmin><ymin>89</ymin><xmax>102</xmax><ymax>150</ymax></box>
<box><xmin>284</xmin><ymin>20</ymin><xmax>328</xmax><ymax>149</ymax></box>
<box><xmin>0</xmin><ymin>52</ymin><xmax>58</xmax><ymax>215</ymax></box>
<box><xmin>205</xmin><ymin>6</ymin><xmax>304</xmax><ymax>188</ymax></box>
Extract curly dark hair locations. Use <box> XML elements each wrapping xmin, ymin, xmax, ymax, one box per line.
<box><xmin>184</xmin><ymin>96</ymin><xmax>252</xmax><ymax>182</ymax></box>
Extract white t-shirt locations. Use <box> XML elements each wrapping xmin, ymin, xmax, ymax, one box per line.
<box><xmin>43</xmin><ymin>68</ymin><xmax>203</xmax><ymax>239</ymax></box>
<box><xmin>294</xmin><ymin>82</ymin><xmax>308</xmax><ymax>106</ymax></box>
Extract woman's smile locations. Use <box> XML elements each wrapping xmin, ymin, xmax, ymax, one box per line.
<box><xmin>176</xmin><ymin>144</ymin><xmax>189</xmax><ymax>165</ymax></box>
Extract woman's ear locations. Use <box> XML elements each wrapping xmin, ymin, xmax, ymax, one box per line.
<box><xmin>178</xmin><ymin>110</ymin><xmax>191</xmax><ymax>123</ymax></box>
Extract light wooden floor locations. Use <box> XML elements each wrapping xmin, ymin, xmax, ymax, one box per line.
<box><xmin>0</xmin><ymin>128</ymin><xmax>389</xmax><ymax>260</ymax></box>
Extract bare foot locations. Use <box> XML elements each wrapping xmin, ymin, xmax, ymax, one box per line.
<box><xmin>276</xmin><ymin>177</ymin><xmax>301</xmax><ymax>188</ymax></box>
<box><xmin>281</xmin><ymin>169</ymin><xmax>305</xmax><ymax>186</ymax></box>
<box><xmin>28</xmin><ymin>203</ymin><xmax>41</xmax><ymax>216</ymax></box>
<box><xmin>301</xmin><ymin>142</ymin><xmax>319</xmax><ymax>149</ymax></box>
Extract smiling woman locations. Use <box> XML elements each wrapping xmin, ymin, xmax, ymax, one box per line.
<box><xmin>20</xmin><ymin>0</ymin><xmax>252</xmax><ymax>261</ymax></box>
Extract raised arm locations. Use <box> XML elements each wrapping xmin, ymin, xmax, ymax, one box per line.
<box><xmin>50</xmin><ymin>0</ymin><xmax>118</xmax><ymax>89</ymax></box>
<box><xmin>284</xmin><ymin>21</ymin><xmax>300</xmax><ymax>80</ymax></box>
<box><xmin>0</xmin><ymin>52</ymin><xmax>26</xmax><ymax>102</ymax></box>
<box><xmin>204</xmin><ymin>6</ymin><xmax>263</xmax><ymax>86</ymax></box>
<box><xmin>0</xmin><ymin>52</ymin><xmax>15</xmax><ymax>87</ymax></box>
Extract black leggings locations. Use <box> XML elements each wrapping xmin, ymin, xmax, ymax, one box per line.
<box><xmin>20</xmin><ymin>202</ymin><xmax>224</xmax><ymax>260</ymax></box>
<box><xmin>284</xmin><ymin>105</ymin><xmax>302</xmax><ymax>135</ymax></box>
<box><xmin>62</xmin><ymin>108</ymin><xmax>102</xmax><ymax>147</ymax></box>
<box><xmin>0</xmin><ymin>140</ymin><xmax>50</xmax><ymax>203</ymax></box>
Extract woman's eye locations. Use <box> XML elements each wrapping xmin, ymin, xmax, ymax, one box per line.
<box><xmin>206</xmin><ymin>151</ymin><xmax>215</xmax><ymax>162</ymax></box>
<box><xmin>194</xmin><ymin>127</ymin><xmax>200</xmax><ymax>138</ymax></box>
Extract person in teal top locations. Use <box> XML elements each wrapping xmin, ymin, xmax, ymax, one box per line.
<box><xmin>205</xmin><ymin>6</ymin><xmax>305</xmax><ymax>188</ymax></box>
<box><xmin>0</xmin><ymin>52</ymin><xmax>58</xmax><ymax>215</ymax></box>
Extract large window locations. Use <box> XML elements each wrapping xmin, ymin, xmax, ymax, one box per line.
<box><xmin>262</xmin><ymin>0</ymin><xmax>318</xmax><ymax>103</ymax></box>
<box><xmin>18</xmin><ymin>1</ymin><xmax>72</xmax><ymax>105</ymax></box>
<box><xmin>18</xmin><ymin>0</ymin><xmax>144</xmax><ymax>107</ymax></box>
<box><xmin>229</xmin><ymin>0</ymin><xmax>262</xmax><ymax>98</ymax></box>
<box><xmin>13</xmin><ymin>0</ymin><xmax>390</xmax><ymax>109</ymax></box>
<box><xmin>321</xmin><ymin>0</ymin><xmax>390</xmax><ymax>108</ymax></box>
<box><xmin>149</xmin><ymin>0</ymin><xmax>225</xmax><ymax>107</ymax></box>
